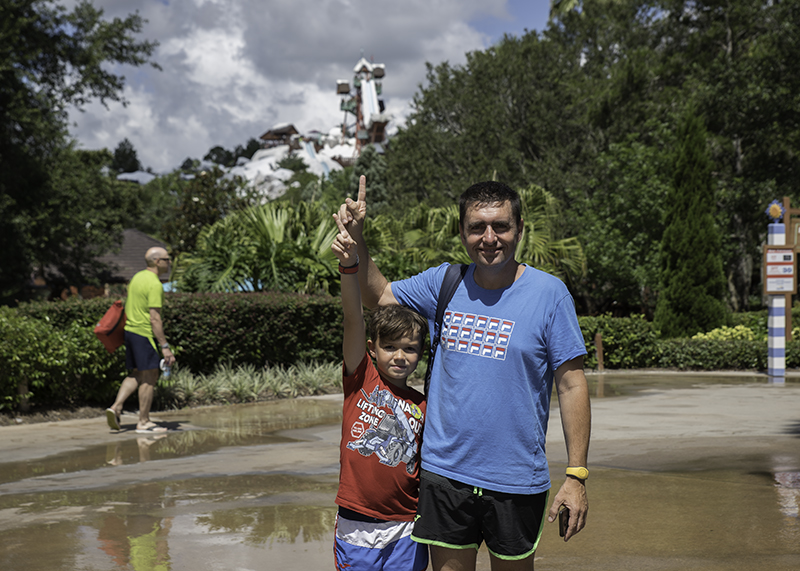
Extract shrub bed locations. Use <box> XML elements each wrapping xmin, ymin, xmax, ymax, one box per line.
<box><xmin>3</xmin><ymin>297</ymin><xmax>798</xmax><ymax>410</ymax></box>
<box><xmin>5</xmin><ymin>292</ymin><xmax>342</xmax><ymax>410</ymax></box>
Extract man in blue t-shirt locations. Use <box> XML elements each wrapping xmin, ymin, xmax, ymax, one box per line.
<box><xmin>337</xmin><ymin>177</ymin><xmax>591</xmax><ymax>571</ymax></box>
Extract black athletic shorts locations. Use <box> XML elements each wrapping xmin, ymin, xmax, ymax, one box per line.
<box><xmin>411</xmin><ymin>469</ymin><xmax>548</xmax><ymax>560</ymax></box>
<box><xmin>124</xmin><ymin>331</ymin><xmax>160</xmax><ymax>371</ymax></box>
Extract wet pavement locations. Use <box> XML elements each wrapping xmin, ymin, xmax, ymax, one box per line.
<box><xmin>1</xmin><ymin>372</ymin><xmax>799</xmax><ymax>570</ymax></box>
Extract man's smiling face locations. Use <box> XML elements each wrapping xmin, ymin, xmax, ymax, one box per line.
<box><xmin>459</xmin><ymin>200</ymin><xmax>523</xmax><ymax>272</ymax></box>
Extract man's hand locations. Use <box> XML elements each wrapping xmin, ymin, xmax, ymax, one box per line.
<box><xmin>337</xmin><ymin>175</ymin><xmax>367</xmax><ymax>238</ymax></box>
<box><xmin>162</xmin><ymin>347</ymin><xmax>176</xmax><ymax>367</ymax></box>
<box><xmin>547</xmin><ymin>476</ymin><xmax>588</xmax><ymax>541</ymax></box>
<box><xmin>331</xmin><ymin>213</ymin><xmax>358</xmax><ymax>266</ymax></box>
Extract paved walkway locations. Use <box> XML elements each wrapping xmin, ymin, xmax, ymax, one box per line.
<box><xmin>1</xmin><ymin>374</ymin><xmax>799</xmax><ymax>570</ymax></box>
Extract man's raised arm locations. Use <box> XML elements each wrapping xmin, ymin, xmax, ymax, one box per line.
<box><xmin>338</xmin><ymin>175</ymin><xmax>398</xmax><ymax>309</ymax></box>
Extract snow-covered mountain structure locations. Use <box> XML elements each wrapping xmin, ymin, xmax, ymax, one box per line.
<box><xmin>226</xmin><ymin>126</ymin><xmax>355</xmax><ymax>199</ymax></box>
<box><xmin>116</xmin><ymin>55</ymin><xmax>392</xmax><ymax>201</ymax></box>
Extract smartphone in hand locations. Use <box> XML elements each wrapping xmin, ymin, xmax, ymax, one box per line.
<box><xmin>558</xmin><ymin>507</ymin><xmax>569</xmax><ymax>538</ymax></box>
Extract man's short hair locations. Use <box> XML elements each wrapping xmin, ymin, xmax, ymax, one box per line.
<box><xmin>459</xmin><ymin>181</ymin><xmax>522</xmax><ymax>229</ymax></box>
<box><xmin>368</xmin><ymin>305</ymin><xmax>428</xmax><ymax>347</ymax></box>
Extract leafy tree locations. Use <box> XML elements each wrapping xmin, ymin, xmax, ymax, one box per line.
<box><xmin>204</xmin><ymin>145</ymin><xmax>235</xmax><ymax>167</ymax></box>
<box><xmin>654</xmin><ymin>109</ymin><xmax>728</xmax><ymax>338</ymax></box>
<box><xmin>352</xmin><ymin>145</ymin><xmax>391</xmax><ymax>216</ymax></box>
<box><xmin>580</xmin><ymin>131</ymin><xmax>672</xmax><ymax>316</ymax></box>
<box><xmin>293</xmin><ymin>166</ymin><xmax>355</xmax><ymax>212</ymax></box>
<box><xmin>180</xmin><ymin>157</ymin><xmax>200</xmax><ymax>172</ymax></box>
<box><xmin>26</xmin><ymin>146</ymin><xmax>137</xmax><ymax>292</ymax></box>
<box><xmin>122</xmin><ymin>172</ymin><xmax>181</xmax><ymax>238</ymax></box>
<box><xmin>0</xmin><ymin>0</ymin><xmax>158</xmax><ymax>301</ymax></box>
<box><xmin>234</xmin><ymin>138</ymin><xmax>262</xmax><ymax>161</ymax></box>
<box><xmin>111</xmin><ymin>137</ymin><xmax>142</xmax><ymax>172</ymax></box>
<box><xmin>386</xmin><ymin>0</ymin><xmax>800</xmax><ymax>315</ymax></box>
<box><xmin>277</xmin><ymin>152</ymin><xmax>309</xmax><ymax>173</ymax></box>
<box><xmin>162</xmin><ymin>167</ymin><xmax>256</xmax><ymax>253</ymax></box>
<box><xmin>203</xmin><ymin>138</ymin><xmax>262</xmax><ymax>167</ymax></box>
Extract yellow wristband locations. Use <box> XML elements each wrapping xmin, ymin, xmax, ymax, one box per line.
<box><xmin>566</xmin><ymin>466</ymin><xmax>589</xmax><ymax>480</ymax></box>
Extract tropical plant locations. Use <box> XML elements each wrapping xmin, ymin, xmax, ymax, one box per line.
<box><xmin>365</xmin><ymin>185</ymin><xmax>586</xmax><ymax>284</ymax></box>
<box><xmin>175</xmin><ymin>201</ymin><xmax>339</xmax><ymax>294</ymax></box>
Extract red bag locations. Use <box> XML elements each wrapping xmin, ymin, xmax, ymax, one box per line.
<box><xmin>94</xmin><ymin>300</ymin><xmax>126</xmax><ymax>353</ymax></box>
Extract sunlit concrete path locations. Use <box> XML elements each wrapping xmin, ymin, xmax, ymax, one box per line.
<box><xmin>0</xmin><ymin>373</ymin><xmax>799</xmax><ymax>570</ymax></box>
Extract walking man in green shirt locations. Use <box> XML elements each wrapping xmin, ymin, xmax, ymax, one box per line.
<box><xmin>105</xmin><ymin>247</ymin><xmax>176</xmax><ymax>434</ymax></box>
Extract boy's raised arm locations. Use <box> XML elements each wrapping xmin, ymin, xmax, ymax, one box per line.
<box><xmin>338</xmin><ymin>175</ymin><xmax>398</xmax><ymax>309</ymax></box>
<box><xmin>331</xmin><ymin>213</ymin><xmax>366</xmax><ymax>375</ymax></box>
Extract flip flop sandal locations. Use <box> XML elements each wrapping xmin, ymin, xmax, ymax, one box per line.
<box><xmin>135</xmin><ymin>424</ymin><xmax>168</xmax><ymax>434</ymax></box>
<box><xmin>105</xmin><ymin>408</ymin><xmax>121</xmax><ymax>431</ymax></box>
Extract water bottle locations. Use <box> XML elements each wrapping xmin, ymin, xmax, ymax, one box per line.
<box><xmin>160</xmin><ymin>358</ymin><xmax>171</xmax><ymax>378</ymax></box>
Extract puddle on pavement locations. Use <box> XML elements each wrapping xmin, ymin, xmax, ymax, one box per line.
<box><xmin>0</xmin><ymin>397</ymin><xmax>343</xmax><ymax>486</ymax></box>
<box><xmin>584</xmin><ymin>371</ymin><xmax>798</xmax><ymax>399</ymax></box>
<box><xmin>0</xmin><ymin>376</ymin><xmax>799</xmax><ymax>570</ymax></box>
<box><xmin>0</xmin><ymin>466</ymin><xmax>798</xmax><ymax>570</ymax></box>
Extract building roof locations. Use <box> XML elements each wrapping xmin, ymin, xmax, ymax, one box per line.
<box><xmin>259</xmin><ymin>124</ymin><xmax>299</xmax><ymax>141</ymax></box>
<box><xmin>96</xmin><ymin>229</ymin><xmax>168</xmax><ymax>283</ymax></box>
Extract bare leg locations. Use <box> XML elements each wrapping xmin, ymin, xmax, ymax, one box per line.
<box><xmin>430</xmin><ymin>546</ymin><xmax>477</xmax><ymax>571</ymax></box>
<box><xmin>135</xmin><ymin>368</ymin><xmax>160</xmax><ymax>430</ymax></box>
<box><xmin>488</xmin><ymin>552</ymin><xmax>535</xmax><ymax>571</ymax></box>
<box><xmin>109</xmin><ymin>374</ymin><xmax>139</xmax><ymax>415</ymax></box>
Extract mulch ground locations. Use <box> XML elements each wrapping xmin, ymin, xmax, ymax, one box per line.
<box><xmin>0</xmin><ymin>406</ymin><xmax>106</xmax><ymax>427</ymax></box>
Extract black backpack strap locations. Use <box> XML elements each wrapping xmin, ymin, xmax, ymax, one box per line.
<box><xmin>424</xmin><ymin>263</ymin><xmax>468</xmax><ymax>394</ymax></box>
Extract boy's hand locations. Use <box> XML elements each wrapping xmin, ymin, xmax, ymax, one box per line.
<box><xmin>331</xmin><ymin>213</ymin><xmax>358</xmax><ymax>266</ymax></box>
<box><xmin>337</xmin><ymin>175</ymin><xmax>367</xmax><ymax>238</ymax></box>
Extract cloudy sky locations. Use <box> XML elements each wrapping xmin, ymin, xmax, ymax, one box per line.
<box><xmin>65</xmin><ymin>0</ymin><xmax>551</xmax><ymax>173</ymax></box>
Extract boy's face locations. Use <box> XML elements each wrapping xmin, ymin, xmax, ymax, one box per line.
<box><xmin>368</xmin><ymin>331</ymin><xmax>423</xmax><ymax>389</ymax></box>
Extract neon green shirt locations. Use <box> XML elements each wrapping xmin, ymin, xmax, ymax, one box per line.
<box><xmin>124</xmin><ymin>269</ymin><xmax>164</xmax><ymax>348</ymax></box>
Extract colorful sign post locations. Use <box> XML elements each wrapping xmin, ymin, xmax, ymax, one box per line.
<box><xmin>764</xmin><ymin>246</ymin><xmax>796</xmax><ymax>295</ymax></box>
<box><xmin>764</xmin><ymin>199</ymin><xmax>798</xmax><ymax>380</ymax></box>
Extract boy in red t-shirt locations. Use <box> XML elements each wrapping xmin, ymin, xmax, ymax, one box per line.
<box><xmin>330</xmin><ymin>213</ymin><xmax>429</xmax><ymax>571</ymax></box>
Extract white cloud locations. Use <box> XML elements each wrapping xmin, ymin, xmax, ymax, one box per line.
<box><xmin>65</xmin><ymin>0</ymin><xmax>545</xmax><ymax>172</ymax></box>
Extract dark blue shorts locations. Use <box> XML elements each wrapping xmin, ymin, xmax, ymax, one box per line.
<box><xmin>124</xmin><ymin>331</ymin><xmax>160</xmax><ymax>371</ymax></box>
<box><xmin>411</xmin><ymin>469</ymin><xmax>548</xmax><ymax>560</ymax></box>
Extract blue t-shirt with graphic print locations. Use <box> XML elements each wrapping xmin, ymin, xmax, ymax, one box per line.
<box><xmin>392</xmin><ymin>263</ymin><xmax>586</xmax><ymax>494</ymax></box>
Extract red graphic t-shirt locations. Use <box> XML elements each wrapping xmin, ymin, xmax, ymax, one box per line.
<box><xmin>335</xmin><ymin>353</ymin><xmax>426</xmax><ymax>521</ymax></box>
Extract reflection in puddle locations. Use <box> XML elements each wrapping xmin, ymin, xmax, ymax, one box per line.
<box><xmin>0</xmin><ymin>474</ymin><xmax>338</xmax><ymax>571</ymax></box>
<box><xmin>0</xmin><ymin>397</ymin><xmax>342</xmax><ymax>486</ymax></box>
<box><xmin>1</xmin><ymin>380</ymin><xmax>800</xmax><ymax>570</ymax></box>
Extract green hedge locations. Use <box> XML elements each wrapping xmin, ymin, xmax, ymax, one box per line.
<box><xmin>579</xmin><ymin>314</ymin><xmax>659</xmax><ymax>369</ymax></box>
<box><xmin>4</xmin><ymin>292</ymin><xmax>343</xmax><ymax>409</ymax></box>
<box><xmin>0</xmin><ymin>307</ymin><xmax>126</xmax><ymax>410</ymax></box>
<box><xmin>655</xmin><ymin>338</ymin><xmax>768</xmax><ymax>370</ymax></box>
<box><xmin>5</xmin><ymin>296</ymin><xmax>799</xmax><ymax>410</ymax></box>
<box><xmin>164</xmin><ymin>292</ymin><xmax>342</xmax><ymax>372</ymax></box>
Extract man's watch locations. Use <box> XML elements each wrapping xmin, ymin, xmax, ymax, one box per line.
<box><xmin>161</xmin><ymin>343</ymin><xmax>170</xmax><ymax>349</ymax></box>
<box><xmin>566</xmin><ymin>466</ymin><xmax>589</xmax><ymax>480</ymax></box>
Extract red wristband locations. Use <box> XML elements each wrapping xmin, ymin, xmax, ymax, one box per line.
<box><xmin>339</xmin><ymin>263</ymin><xmax>359</xmax><ymax>274</ymax></box>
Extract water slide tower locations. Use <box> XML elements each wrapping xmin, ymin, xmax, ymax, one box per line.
<box><xmin>336</xmin><ymin>55</ymin><xmax>390</xmax><ymax>156</ymax></box>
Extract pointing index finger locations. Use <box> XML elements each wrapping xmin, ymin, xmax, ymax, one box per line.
<box><xmin>333</xmin><ymin>213</ymin><xmax>348</xmax><ymax>234</ymax></box>
<box><xmin>358</xmin><ymin>175</ymin><xmax>366</xmax><ymax>204</ymax></box>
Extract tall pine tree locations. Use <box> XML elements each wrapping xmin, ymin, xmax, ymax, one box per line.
<box><xmin>654</xmin><ymin>109</ymin><xmax>728</xmax><ymax>338</ymax></box>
